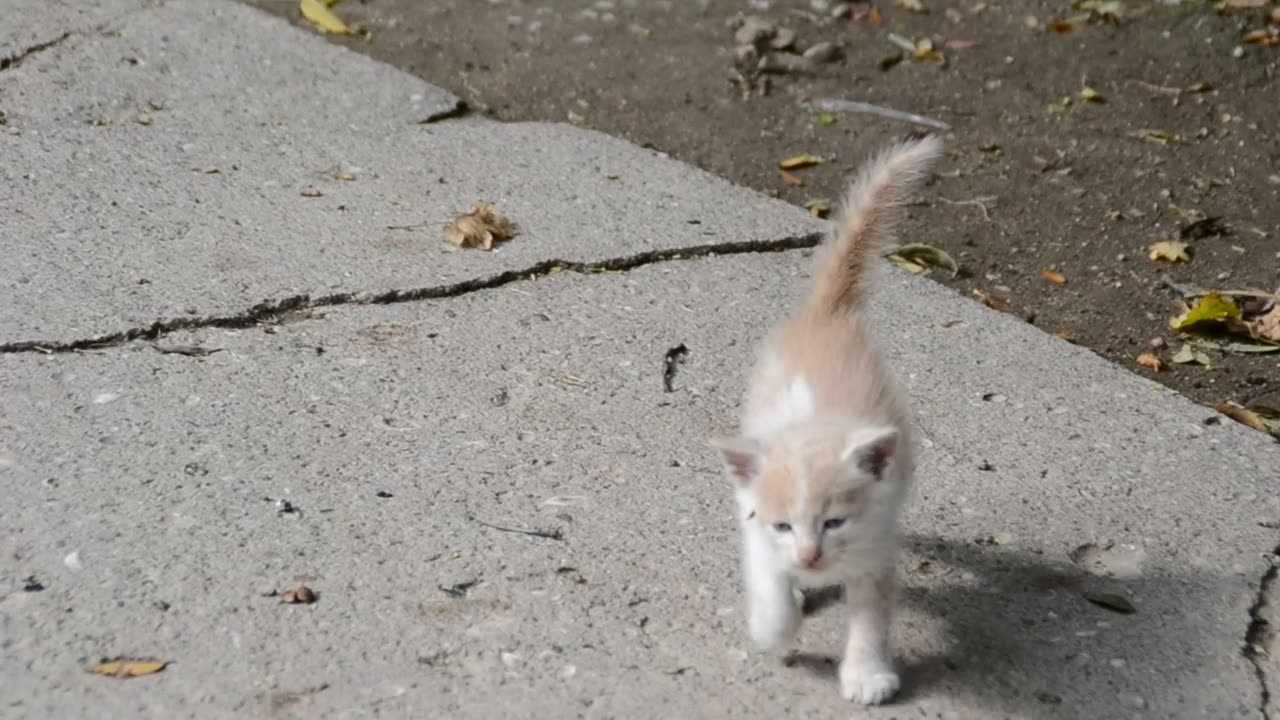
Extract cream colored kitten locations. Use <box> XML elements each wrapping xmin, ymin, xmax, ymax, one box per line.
<box><xmin>713</xmin><ymin>135</ymin><xmax>942</xmax><ymax>706</ymax></box>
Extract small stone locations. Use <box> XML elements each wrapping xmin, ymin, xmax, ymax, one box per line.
<box><xmin>500</xmin><ymin>651</ymin><xmax>522</xmax><ymax>668</ymax></box>
<box><xmin>1109</xmin><ymin>658</ymin><xmax>1126</xmax><ymax>668</ymax></box>
<box><xmin>802</xmin><ymin>41</ymin><xmax>840</xmax><ymax>63</ymax></box>
<box><xmin>734</xmin><ymin>16</ymin><xmax>776</xmax><ymax>47</ymax></box>
<box><xmin>1233</xmin><ymin>45</ymin><xmax>1244</xmax><ymax>58</ymax></box>
<box><xmin>832</xmin><ymin>2</ymin><xmax>854</xmax><ymax>19</ymax></box>
<box><xmin>1149</xmin><ymin>337</ymin><xmax>1166</xmax><ymax>349</ymax></box>
<box><xmin>1118</xmin><ymin>692</ymin><xmax>1146</xmax><ymax>709</ymax></box>
<box><xmin>770</xmin><ymin>27</ymin><xmax>797</xmax><ymax>51</ymax></box>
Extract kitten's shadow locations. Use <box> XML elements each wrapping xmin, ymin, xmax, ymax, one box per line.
<box><xmin>783</xmin><ymin>533</ymin><xmax>1223</xmax><ymax>715</ymax></box>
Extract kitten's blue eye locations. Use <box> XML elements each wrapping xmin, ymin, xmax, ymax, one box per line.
<box><xmin>772</xmin><ymin>522</ymin><xmax>793</xmax><ymax>533</ymax></box>
<box><xmin>823</xmin><ymin>517</ymin><xmax>847</xmax><ymax>531</ymax></box>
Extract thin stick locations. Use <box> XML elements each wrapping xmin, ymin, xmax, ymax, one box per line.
<box><xmin>808</xmin><ymin>98</ymin><xmax>950</xmax><ymax>130</ymax></box>
<box><xmin>938</xmin><ymin>195</ymin><xmax>997</xmax><ymax>221</ymax></box>
<box><xmin>470</xmin><ymin>517</ymin><xmax>564</xmax><ymax>541</ymax></box>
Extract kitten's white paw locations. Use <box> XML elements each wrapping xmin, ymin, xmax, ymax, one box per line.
<box><xmin>839</xmin><ymin>664</ymin><xmax>900</xmax><ymax>706</ymax></box>
<box><xmin>747</xmin><ymin>602</ymin><xmax>800</xmax><ymax>652</ymax></box>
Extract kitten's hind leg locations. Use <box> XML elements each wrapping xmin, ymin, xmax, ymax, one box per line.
<box><xmin>838</xmin><ymin>569</ymin><xmax>899</xmax><ymax>705</ymax></box>
<box><xmin>742</xmin><ymin>527</ymin><xmax>800</xmax><ymax>652</ymax></box>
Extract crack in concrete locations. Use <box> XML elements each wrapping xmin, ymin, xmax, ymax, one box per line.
<box><xmin>0</xmin><ymin>233</ymin><xmax>822</xmax><ymax>355</ymax></box>
<box><xmin>1246</xmin><ymin>545</ymin><xmax>1280</xmax><ymax>720</ymax></box>
<box><xmin>0</xmin><ymin>32</ymin><xmax>71</xmax><ymax>72</ymax></box>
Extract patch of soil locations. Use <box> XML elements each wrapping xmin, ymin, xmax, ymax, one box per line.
<box><xmin>248</xmin><ymin>0</ymin><xmax>1280</xmax><ymax>424</ymax></box>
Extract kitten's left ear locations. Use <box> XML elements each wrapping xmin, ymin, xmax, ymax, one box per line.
<box><xmin>840</xmin><ymin>426</ymin><xmax>898</xmax><ymax>480</ymax></box>
<box><xmin>710</xmin><ymin>436</ymin><xmax>763</xmax><ymax>488</ymax></box>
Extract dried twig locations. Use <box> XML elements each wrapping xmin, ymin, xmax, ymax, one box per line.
<box><xmin>807</xmin><ymin>98</ymin><xmax>950</xmax><ymax>130</ymax></box>
<box><xmin>938</xmin><ymin>195</ymin><xmax>997</xmax><ymax>221</ymax></box>
<box><xmin>470</xmin><ymin>517</ymin><xmax>563</xmax><ymax>541</ymax></box>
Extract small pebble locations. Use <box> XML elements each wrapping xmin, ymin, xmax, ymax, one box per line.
<box><xmin>802</xmin><ymin>41</ymin><xmax>840</xmax><ymax>63</ymax></box>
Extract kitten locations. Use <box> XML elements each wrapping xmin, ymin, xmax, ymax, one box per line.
<box><xmin>712</xmin><ymin>135</ymin><xmax>942</xmax><ymax>706</ymax></box>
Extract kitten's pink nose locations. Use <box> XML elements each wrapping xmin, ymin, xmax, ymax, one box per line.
<box><xmin>798</xmin><ymin>546</ymin><xmax>823</xmax><ymax>568</ymax></box>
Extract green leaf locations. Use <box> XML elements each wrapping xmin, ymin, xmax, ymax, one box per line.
<box><xmin>1170</xmin><ymin>292</ymin><xmax>1241</xmax><ymax>331</ymax></box>
<box><xmin>1084</xmin><ymin>591</ymin><xmax>1135</xmax><ymax>614</ymax></box>
<box><xmin>815</xmin><ymin>111</ymin><xmax>836</xmax><ymax>127</ymax></box>
<box><xmin>885</xmin><ymin>243</ymin><xmax>960</xmax><ymax>278</ymax></box>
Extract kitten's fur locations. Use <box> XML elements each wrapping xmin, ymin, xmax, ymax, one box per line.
<box><xmin>712</xmin><ymin>136</ymin><xmax>941</xmax><ymax>706</ymax></box>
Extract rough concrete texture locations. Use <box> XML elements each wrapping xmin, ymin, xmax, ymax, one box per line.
<box><xmin>0</xmin><ymin>0</ymin><xmax>815</xmax><ymax>348</ymax></box>
<box><xmin>2</xmin><ymin>1</ymin><xmax>1279</xmax><ymax>719</ymax></box>
<box><xmin>0</xmin><ymin>0</ymin><xmax>145</xmax><ymax>59</ymax></box>
<box><xmin>3</xmin><ymin>258</ymin><xmax>1278</xmax><ymax>719</ymax></box>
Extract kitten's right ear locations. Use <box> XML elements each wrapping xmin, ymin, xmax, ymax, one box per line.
<box><xmin>710</xmin><ymin>437</ymin><xmax>763</xmax><ymax>488</ymax></box>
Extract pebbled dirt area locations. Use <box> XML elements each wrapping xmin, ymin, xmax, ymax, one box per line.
<box><xmin>247</xmin><ymin>0</ymin><xmax>1280</xmax><ymax>427</ymax></box>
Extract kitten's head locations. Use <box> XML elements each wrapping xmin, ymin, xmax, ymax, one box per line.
<box><xmin>712</xmin><ymin>423</ymin><xmax>900</xmax><ymax>580</ymax></box>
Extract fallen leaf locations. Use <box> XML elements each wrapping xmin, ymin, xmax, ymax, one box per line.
<box><xmin>1132</xmin><ymin>128</ymin><xmax>1180</xmax><ymax>145</ymax></box>
<box><xmin>1049</xmin><ymin>20</ymin><xmax>1077</xmax><ymax>32</ymax></box>
<box><xmin>973</xmin><ymin>289</ymin><xmax>1013</xmax><ymax>314</ymax></box>
<box><xmin>887</xmin><ymin>32</ymin><xmax>918</xmax><ymax>53</ymax></box>
<box><xmin>1084</xmin><ymin>591</ymin><xmax>1136</xmax><ymax>614</ymax></box>
<box><xmin>1079</xmin><ymin>86</ymin><xmax>1105</xmax><ymax>103</ymax></box>
<box><xmin>779</xmin><ymin>170</ymin><xmax>803</xmax><ymax>187</ymax></box>
<box><xmin>1215</xmin><ymin>401</ymin><xmax>1268</xmax><ymax>432</ymax></box>
<box><xmin>804</xmin><ymin>197</ymin><xmax>831</xmax><ymax>218</ymax></box>
<box><xmin>1055</xmin><ymin>331</ymin><xmax>1077</xmax><ymax>343</ymax></box>
<box><xmin>913</xmin><ymin>37</ymin><xmax>945</xmax><ymax>62</ymax></box>
<box><xmin>1242</xmin><ymin>27</ymin><xmax>1278</xmax><ymax>46</ymax></box>
<box><xmin>1047</xmin><ymin>96</ymin><xmax>1073</xmax><ymax>115</ymax></box>
<box><xmin>1170</xmin><ymin>292</ymin><xmax>1241</xmax><ymax>331</ymax></box>
<box><xmin>1135</xmin><ymin>352</ymin><xmax>1163</xmax><ymax>371</ymax></box>
<box><xmin>442</xmin><ymin>202</ymin><xmax>515</xmax><ymax>251</ymax></box>
<box><xmin>1041</xmin><ymin>268</ymin><xmax>1067</xmax><ymax>284</ymax></box>
<box><xmin>1199</xmin><ymin>339</ymin><xmax>1280</xmax><ymax>354</ymax></box>
<box><xmin>88</xmin><ymin>659</ymin><xmax>168</xmax><ymax>678</ymax></box>
<box><xmin>815</xmin><ymin>110</ymin><xmax>836</xmax><ymax>127</ymax></box>
<box><xmin>1171</xmin><ymin>343</ymin><xmax>1212</xmax><ymax>366</ymax></box>
<box><xmin>779</xmin><ymin>153</ymin><xmax>822</xmax><ymax>170</ymax></box>
<box><xmin>300</xmin><ymin>188</ymin><xmax>323</xmax><ymax>198</ymax></box>
<box><xmin>299</xmin><ymin>0</ymin><xmax>353</xmax><ymax>35</ymax></box>
<box><xmin>280</xmin><ymin>584</ymin><xmax>317</xmax><ymax>604</ymax></box>
<box><xmin>886</xmin><ymin>244</ymin><xmax>960</xmax><ymax>278</ymax></box>
<box><xmin>1250</xmin><ymin>307</ymin><xmax>1280</xmax><ymax>342</ymax></box>
<box><xmin>896</xmin><ymin>0</ymin><xmax>928</xmax><ymax>12</ymax></box>
<box><xmin>1147</xmin><ymin>240</ymin><xmax>1190</xmax><ymax>263</ymax></box>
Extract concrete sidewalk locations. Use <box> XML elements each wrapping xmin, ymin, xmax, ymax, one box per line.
<box><xmin>1</xmin><ymin>2</ymin><xmax>1277</xmax><ymax>718</ymax></box>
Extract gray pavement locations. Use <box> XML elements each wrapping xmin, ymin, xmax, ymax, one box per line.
<box><xmin>2</xmin><ymin>2</ymin><xmax>1277</xmax><ymax>719</ymax></box>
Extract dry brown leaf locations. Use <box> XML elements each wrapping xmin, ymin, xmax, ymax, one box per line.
<box><xmin>442</xmin><ymin>202</ymin><xmax>515</xmax><ymax>251</ymax></box>
<box><xmin>333</xmin><ymin>171</ymin><xmax>356</xmax><ymax>181</ymax></box>
<box><xmin>1250</xmin><ymin>307</ymin><xmax>1280</xmax><ymax>342</ymax></box>
<box><xmin>1148</xmin><ymin>240</ymin><xmax>1190</xmax><ymax>262</ymax></box>
<box><xmin>1242</xmin><ymin>27</ymin><xmax>1278</xmax><ymax>45</ymax></box>
<box><xmin>779</xmin><ymin>170</ymin><xmax>803</xmax><ymax>187</ymax></box>
<box><xmin>1135</xmin><ymin>352</ymin><xmax>1163</xmax><ymax>371</ymax></box>
<box><xmin>280</xmin><ymin>584</ymin><xmax>317</xmax><ymax>604</ymax></box>
<box><xmin>1214</xmin><ymin>401</ymin><xmax>1268</xmax><ymax>432</ymax></box>
<box><xmin>1041</xmin><ymin>268</ymin><xmax>1067</xmax><ymax>284</ymax></box>
<box><xmin>300</xmin><ymin>188</ymin><xmax>323</xmax><ymax>198</ymax></box>
<box><xmin>1055</xmin><ymin>331</ymin><xmax>1078</xmax><ymax>344</ymax></box>
<box><xmin>88</xmin><ymin>659</ymin><xmax>168</xmax><ymax>678</ymax></box>
<box><xmin>973</xmin><ymin>289</ymin><xmax>1013</xmax><ymax>314</ymax></box>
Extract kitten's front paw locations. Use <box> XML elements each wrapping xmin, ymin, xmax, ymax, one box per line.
<box><xmin>747</xmin><ymin>602</ymin><xmax>800</xmax><ymax>653</ymax></box>
<box><xmin>839</xmin><ymin>663</ymin><xmax>900</xmax><ymax>705</ymax></box>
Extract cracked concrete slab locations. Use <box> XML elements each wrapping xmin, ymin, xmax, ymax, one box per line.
<box><xmin>0</xmin><ymin>0</ymin><xmax>815</xmax><ymax>348</ymax></box>
<box><xmin>0</xmin><ymin>0</ymin><xmax>144</xmax><ymax>61</ymax></box>
<box><xmin>2</xmin><ymin>255</ymin><xmax>1277</xmax><ymax>719</ymax></box>
<box><xmin>4</xmin><ymin>0</ymin><xmax>1279</xmax><ymax>717</ymax></box>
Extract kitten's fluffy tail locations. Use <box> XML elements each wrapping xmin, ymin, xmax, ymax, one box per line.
<box><xmin>807</xmin><ymin>135</ymin><xmax>943</xmax><ymax>315</ymax></box>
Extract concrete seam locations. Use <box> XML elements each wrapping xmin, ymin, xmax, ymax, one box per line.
<box><xmin>1246</xmin><ymin>545</ymin><xmax>1279</xmax><ymax>720</ymax></box>
<box><xmin>0</xmin><ymin>32</ymin><xmax>71</xmax><ymax>72</ymax></box>
<box><xmin>0</xmin><ymin>232</ymin><xmax>823</xmax><ymax>354</ymax></box>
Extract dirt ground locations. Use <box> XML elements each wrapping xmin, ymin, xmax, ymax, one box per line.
<box><xmin>248</xmin><ymin>0</ymin><xmax>1280</xmax><ymax>428</ymax></box>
